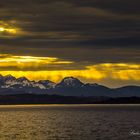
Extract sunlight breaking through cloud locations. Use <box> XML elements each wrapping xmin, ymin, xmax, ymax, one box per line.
<box><xmin>0</xmin><ymin>54</ymin><xmax>139</xmax><ymax>86</ymax></box>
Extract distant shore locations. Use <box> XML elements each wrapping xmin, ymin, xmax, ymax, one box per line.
<box><xmin>0</xmin><ymin>94</ymin><xmax>140</xmax><ymax>105</ymax></box>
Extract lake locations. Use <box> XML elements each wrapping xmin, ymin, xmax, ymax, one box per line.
<box><xmin>0</xmin><ymin>104</ymin><xmax>140</xmax><ymax>140</ymax></box>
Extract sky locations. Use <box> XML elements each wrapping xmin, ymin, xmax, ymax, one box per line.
<box><xmin>0</xmin><ymin>0</ymin><xmax>140</xmax><ymax>87</ymax></box>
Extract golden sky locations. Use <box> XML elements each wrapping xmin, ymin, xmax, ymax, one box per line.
<box><xmin>0</xmin><ymin>54</ymin><xmax>140</xmax><ymax>87</ymax></box>
<box><xmin>0</xmin><ymin>0</ymin><xmax>139</xmax><ymax>87</ymax></box>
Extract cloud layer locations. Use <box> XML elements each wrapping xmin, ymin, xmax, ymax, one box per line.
<box><xmin>0</xmin><ymin>0</ymin><xmax>139</xmax><ymax>87</ymax></box>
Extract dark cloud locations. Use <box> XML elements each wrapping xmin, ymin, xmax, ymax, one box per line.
<box><xmin>0</xmin><ymin>0</ymin><xmax>139</xmax><ymax>65</ymax></box>
<box><xmin>0</xmin><ymin>39</ymin><xmax>139</xmax><ymax>65</ymax></box>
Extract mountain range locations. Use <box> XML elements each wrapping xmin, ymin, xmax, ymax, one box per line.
<box><xmin>0</xmin><ymin>74</ymin><xmax>140</xmax><ymax>97</ymax></box>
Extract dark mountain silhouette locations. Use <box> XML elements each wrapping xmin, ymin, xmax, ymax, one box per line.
<box><xmin>0</xmin><ymin>75</ymin><xmax>139</xmax><ymax>97</ymax></box>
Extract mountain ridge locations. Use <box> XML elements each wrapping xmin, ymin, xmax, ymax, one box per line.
<box><xmin>0</xmin><ymin>75</ymin><xmax>139</xmax><ymax>97</ymax></box>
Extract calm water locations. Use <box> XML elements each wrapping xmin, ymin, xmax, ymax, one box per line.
<box><xmin>0</xmin><ymin>105</ymin><xmax>140</xmax><ymax>140</ymax></box>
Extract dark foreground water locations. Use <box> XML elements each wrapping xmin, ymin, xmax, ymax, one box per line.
<box><xmin>0</xmin><ymin>105</ymin><xmax>140</xmax><ymax>140</ymax></box>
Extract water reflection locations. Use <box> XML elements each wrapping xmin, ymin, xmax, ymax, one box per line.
<box><xmin>0</xmin><ymin>105</ymin><xmax>140</xmax><ymax>140</ymax></box>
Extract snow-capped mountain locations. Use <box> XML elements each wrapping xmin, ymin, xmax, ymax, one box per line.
<box><xmin>38</xmin><ymin>80</ymin><xmax>56</xmax><ymax>89</ymax></box>
<box><xmin>0</xmin><ymin>75</ymin><xmax>47</xmax><ymax>91</ymax></box>
<box><xmin>0</xmin><ymin>75</ymin><xmax>140</xmax><ymax>97</ymax></box>
<box><xmin>3</xmin><ymin>75</ymin><xmax>16</xmax><ymax>86</ymax></box>
<box><xmin>56</xmin><ymin>77</ymin><xmax>83</xmax><ymax>88</ymax></box>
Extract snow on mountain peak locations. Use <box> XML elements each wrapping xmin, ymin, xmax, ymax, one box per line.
<box><xmin>39</xmin><ymin>80</ymin><xmax>56</xmax><ymax>89</ymax></box>
<box><xmin>30</xmin><ymin>81</ymin><xmax>46</xmax><ymax>89</ymax></box>
<box><xmin>17</xmin><ymin>77</ymin><xmax>29</xmax><ymax>82</ymax></box>
<box><xmin>58</xmin><ymin>77</ymin><xmax>83</xmax><ymax>87</ymax></box>
<box><xmin>4</xmin><ymin>75</ymin><xmax>16</xmax><ymax>80</ymax></box>
<box><xmin>3</xmin><ymin>75</ymin><xmax>16</xmax><ymax>85</ymax></box>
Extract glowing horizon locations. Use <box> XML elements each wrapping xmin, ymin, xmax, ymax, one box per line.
<box><xmin>0</xmin><ymin>54</ymin><xmax>139</xmax><ymax>87</ymax></box>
